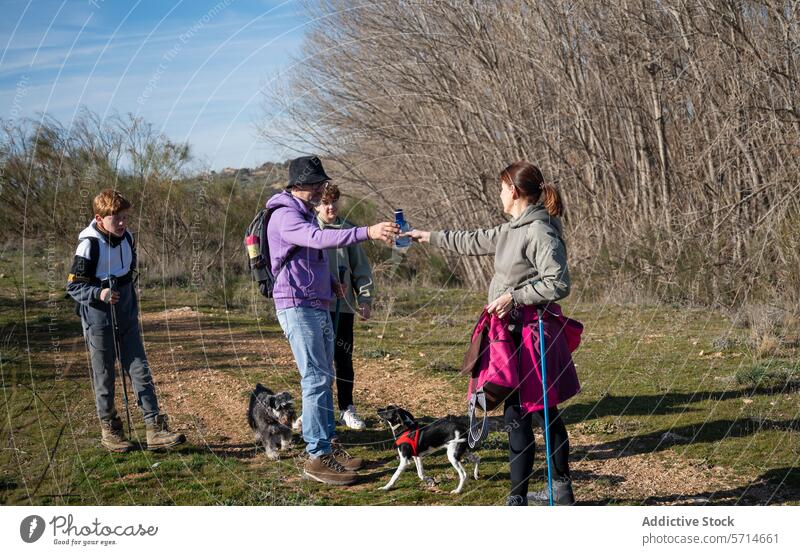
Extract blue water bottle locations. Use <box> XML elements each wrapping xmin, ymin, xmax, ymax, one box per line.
<box><xmin>394</xmin><ymin>209</ymin><xmax>411</xmax><ymax>251</ymax></box>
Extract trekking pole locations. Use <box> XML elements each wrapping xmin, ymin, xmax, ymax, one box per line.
<box><xmin>333</xmin><ymin>265</ymin><xmax>346</xmax><ymax>334</ymax></box>
<box><xmin>108</xmin><ymin>275</ymin><xmax>133</xmax><ymax>435</ymax></box>
<box><xmin>537</xmin><ymin>307</ymin><xmax>554</xmax><ymax>506</ymax></box>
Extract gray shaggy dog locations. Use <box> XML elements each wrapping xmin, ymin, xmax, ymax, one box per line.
<box><xmin>247</xmin><ymin>384</ymin><xmax>296</xmax><ymax>460</ymax></box>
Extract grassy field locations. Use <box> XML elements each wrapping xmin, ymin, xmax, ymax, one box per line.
<box><xmin>1</xmin><ymin>249</ymin><xmax>799</xmax><ymax>506</ymax></box>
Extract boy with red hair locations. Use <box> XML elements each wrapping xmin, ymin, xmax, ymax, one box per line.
<box><xmin>67</xmin><ymin>189</ymin><xmax>185</xmax><ymax>452</ymax></box>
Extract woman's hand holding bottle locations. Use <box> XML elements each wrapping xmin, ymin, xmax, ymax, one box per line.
<box><xmin>403</xmin><ymin>229</ymin><xmax>431</xmax><ymax>243</ymax></box>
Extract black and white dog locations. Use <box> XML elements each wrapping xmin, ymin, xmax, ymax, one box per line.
<box><xmin>247</xmin><ymin>384</ymin><xmax>296</xmax><ymax>460</ymax></box>
<box><xmin>377</xmin><ymin>405</ymin><xmax>480</xmax><ymax>494</ymax></box>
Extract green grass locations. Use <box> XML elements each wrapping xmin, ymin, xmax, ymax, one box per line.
<box><xmin>1</xmin><ymin>249</ymin><xmax>799</xmax><ymax>505</ymax></box>
<box><xmin>735</xmin><ymin>361</ymin><xmax>800</xmax><ymax>390</ymax></box>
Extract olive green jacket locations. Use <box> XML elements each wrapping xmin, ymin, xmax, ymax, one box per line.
<box><xmin>429</xmin><ymin>204</ymin><xmax>570</xmax><ymax>306</ymax></box>
<box><xmin>317</xmin><ymin>215</ymin><xmax>375</xmax><ymax>314</ymax></box>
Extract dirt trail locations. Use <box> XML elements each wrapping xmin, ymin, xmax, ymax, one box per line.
<box><xmin>140</xmin><ymin>308</ymin><xmax>292</xmax><ymax>447</ymax></box>
<box><xmin>137</xmin><ymin>309</ymin><xmax>754</xmax><ymax>504</ymax></box>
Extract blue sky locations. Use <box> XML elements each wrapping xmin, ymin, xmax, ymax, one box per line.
<box><xmin>0</xmin><ymin>0</ymin><xmax>309</xmax><ymax>169</ymax></box>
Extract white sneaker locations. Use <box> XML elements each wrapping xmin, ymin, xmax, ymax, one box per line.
<box><xmin>340</xmin><ymin>405</ymin><xmax>366</xmax><ymax>430</ymax></box>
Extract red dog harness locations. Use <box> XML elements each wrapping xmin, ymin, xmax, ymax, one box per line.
<box><xmin>395</xmin><ymin>428</ymin><xmax>421</xmax><ymax>456</ymax></box>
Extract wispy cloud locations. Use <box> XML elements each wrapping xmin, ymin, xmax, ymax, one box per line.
<box><xmin>0</xmin><ymin>0</ymin><xmax>308</xmax><ymax>168</ymax></box>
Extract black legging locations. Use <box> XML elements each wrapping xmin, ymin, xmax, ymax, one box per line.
<box><xmin>330</xmin><ymin>311</ymin><xmax>355</xmax><ymax>411</ymax></box>
<box><xmin>504</xmin><ymin>393</ymin><xmax>570</xmax><ymax>497</ymax></box>
<box><xmin>503</xmin><ymin>329</ymin><xmax>571</xmax><ymax>497</ymax></box>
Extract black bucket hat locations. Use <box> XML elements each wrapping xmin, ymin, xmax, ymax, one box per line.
<box><xmin>286</xmin><ymin>155</ymin><xmax>331</xmax><ymax>188</ymax></box>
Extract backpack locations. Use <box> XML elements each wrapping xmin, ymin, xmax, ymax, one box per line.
<box><xmin>244</xmin><ymin>207</ymin><xmax>300</xmax><ymax>298</ymax></box>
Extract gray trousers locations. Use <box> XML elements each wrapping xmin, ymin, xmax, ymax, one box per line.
<box><xmin>83</xmin><ymin>318</ymin><xmax>160</xmax><ymax>425</ymax></box>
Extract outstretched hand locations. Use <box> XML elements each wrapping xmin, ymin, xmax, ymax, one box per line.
<box><xmin>368</xmin><ymin>222</ymin><xmax>400</xmax><ymax>245</ymax></box>
<box><xmin>403</xmin><ymin>229</ymin><xmax>431</xmax><ymax>243</ymax></box>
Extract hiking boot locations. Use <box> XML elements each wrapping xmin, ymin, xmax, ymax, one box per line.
<box><xmin>303</xmin><ymin>454</ymin><xmax>358</xmax><ymax>485</ymax></box>
<box><xmin>100</xmin><ymin>417</ymin><xmax>134</xmax><ymax>453</ymax></box>
<box><xmin>506</xmin><ymin>494</ymin><xmax>528</xmax><ymax>506</ymax></box>
<box><xmin>146</xmin><ymin>415</ymin><xmax>186</xmax><ymax>451</ymax></box>
<box><xmin>331</xmin><ymin>439</ymin><xmax>364</xmax><ymax>471</ymax></box>
<box><xmin>340</xmin><ymin>405</ymin><xmax>366</xmax><ymax>430</ymax></box>
<box><xmin>527</xmin><ymin>477</ymin><xmax>575</xmax><ymax>506</ymax></box>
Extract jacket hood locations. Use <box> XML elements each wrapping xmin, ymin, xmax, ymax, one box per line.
<box><xmin>78</xmin><ymin>221</ymin><xmax>104</xmax><ymax>241</ymax></box>
<box><xmin>266</xmin><ymin>190</ymin><xmax>312</xmax><ymax>217</ymax></box>
<box><xmin>78</xmin><ymin>221</ymin><xmax>125</xmax><ymax>246</ymax></box>
<box><xmin>509</xmin><ymin>203</ymin><xmax>563</xmax><ymax>235</ymax></box>
<box><xmin>317</xmin><ymin>214</ymin><xmax>341</xmax><ymax>228</ymax></box>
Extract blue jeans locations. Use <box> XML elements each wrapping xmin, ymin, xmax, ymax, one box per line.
<box><xmin>276</xmin><ymin>307</ymin><xmax>337</xmax><ymax>457</ymax></box>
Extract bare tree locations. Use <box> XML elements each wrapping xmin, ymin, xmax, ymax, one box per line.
<box><xmin>259</xmin><ymin>0</ymin><xmax>800</xmax><ymax>306</ymax></box>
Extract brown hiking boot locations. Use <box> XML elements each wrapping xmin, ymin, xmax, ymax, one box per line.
<box><xmin>100</xmin><ymin>417</ymin><xmax>134</xmax><ymax>453</ymax></box>
<box><xmin>303</xmin><ymin>454</ymin><xmax>357</xmax><ymax>485</ymax></box>
<box><xmin>146</xmin><ymin>414</ymin><xmax>186</xmax><ymax>451</ymax></box>
<box><xmin>331</xmin><ymin>439</ymin><xmax>364</xmax><ymax>471</ymax></box>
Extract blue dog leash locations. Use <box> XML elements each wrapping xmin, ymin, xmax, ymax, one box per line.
<box><xmin>537</xmin><ymin>307</ymin><xmax>554</xmax><ymax>506</ymax></box>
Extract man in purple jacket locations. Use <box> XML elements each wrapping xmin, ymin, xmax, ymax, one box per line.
<box><xmin>267</xmin><ymin>155</ymin><xmax>398</xmax><ymax>485</ymax></box>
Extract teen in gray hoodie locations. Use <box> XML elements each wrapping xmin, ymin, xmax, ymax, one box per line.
<box><xmin>315</xmin><ymin>183</ymin><xmax>375</xmax><ymax>431</ymax></box>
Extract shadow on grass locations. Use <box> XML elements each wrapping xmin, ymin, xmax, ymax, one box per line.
<box><xmin>575</xmin><ymin>417</ymin><xmax>800</xmax><ymax>461</ymax></box>
<box><xmin>619</xmin><ymin>467</ymin><xmax>800</xmax><ymax>505</ymax></box>
<box><xmin>178</xmin><ymin>442</ymin><xmax>262</xmax><ymax>460</ymax></box>
<box><xmin>563</xmin><ymin>388</ymin><xmax>791</xmax><ymax>423</ymax></box>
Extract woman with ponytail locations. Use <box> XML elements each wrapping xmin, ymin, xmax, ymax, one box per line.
<box><xmin>405</xmin><ymin>161</ymin><xmax>579</xmax><ymax>505</ymax></box>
